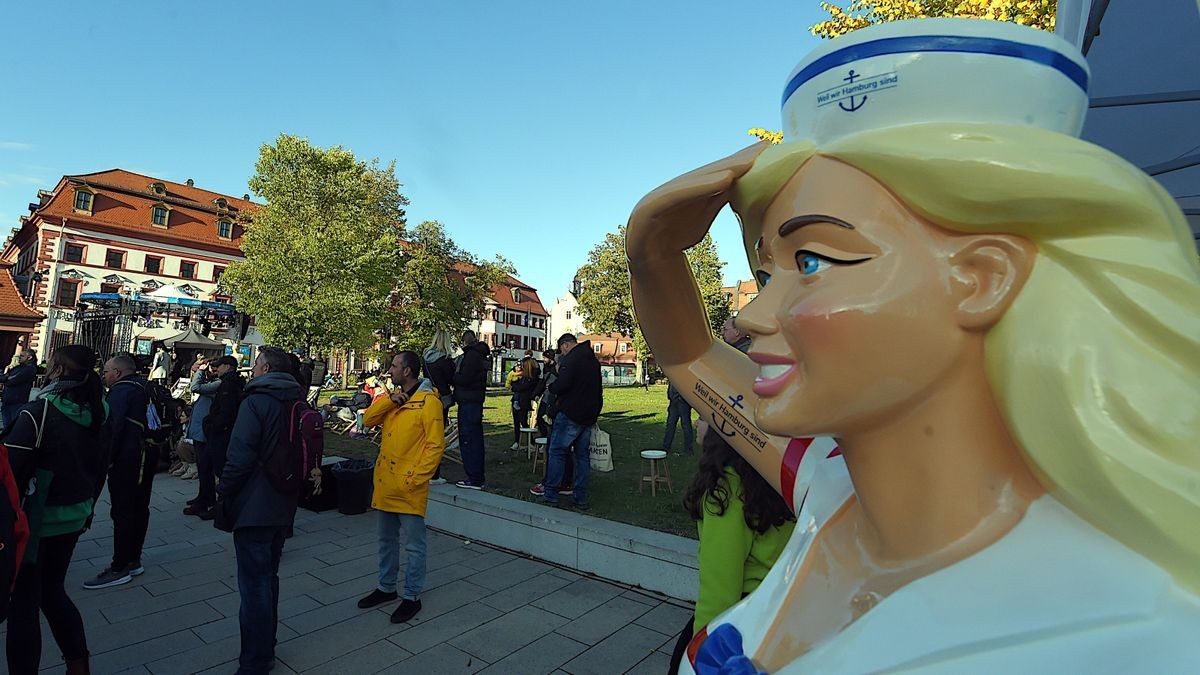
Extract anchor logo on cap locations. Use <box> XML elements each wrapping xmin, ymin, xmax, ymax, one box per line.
<box><xmin>839</xmin><ymin>70</ymin><xmax>867</xmax><ymax>112</ymax></box>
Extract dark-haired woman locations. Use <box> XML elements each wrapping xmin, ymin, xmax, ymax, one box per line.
<box><xmin>508</xmin><ymin>358</ymin><xmax>537</xmax><ymax>450</ymax></box>
<box><xmin>668</xmin><ymin>430</ymin><xmax>796</xmax><ymax>673</ymax></box>
<box><xmin>5</xmin><ymin>344</ymin><xmax>110</xmax><ymax>675</ymax></box>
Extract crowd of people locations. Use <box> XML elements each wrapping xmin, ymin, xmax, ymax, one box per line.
<box><xmin>0</xmin><ymin>325</ymin><xmax>692</xmax><ymax>674</ymax></box>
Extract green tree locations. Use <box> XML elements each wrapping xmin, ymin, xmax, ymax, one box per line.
<box><xmin>381</xmin><ymin>220</ymin><xmax>514</xmax><ymax>352</ymax></box>
<box><xmin>575</xmin><ymin>225</ymin><xmax>727</xmax><ymax>378</ymax></box>
<box><xmin>811</xmin><ymin>0</ymin><xmax>1055</xmax><ymax>39</ymax></box>
<box><xmin>221</xmin><ymin>134</ymin><xmax>408</xmax><ymax>355</ymax></box>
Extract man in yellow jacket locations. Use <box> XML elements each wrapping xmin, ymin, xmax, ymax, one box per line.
<box><xmin>356</xmin><ymin>350</ymin><xmax>444</xmax><ymax>624</ymax></box>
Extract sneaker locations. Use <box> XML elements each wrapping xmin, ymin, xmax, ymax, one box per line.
<box><xmin>357</xmin><ymin>589</ymin><xmax>398</xmax><ymax>609</ymax></box>
<box><xmin>455</xmin><ymin>480</ymin><xmax>483</xmax><ymax>491</ymax></box>
<box><xmin>540</xmin><ymin>498</ymin><xmax>563</xmax><ymax>508</ymax></box>
<box><xmin>429</xmin><ymin>477</ymin><xmax>447</xmax><ymax>485</ymax></box>
<box><xmin>180</xmin><ymin>464</ymin><xmax>198</xmax><ymax>480</ymax></box>
<box><xmin>572</xmin><ymin>501</ymin><xmax>591</xmax><ymax>512</ymax></box>
<box><xmin>510</xmin><ymin>442</ymin><xmax>519</xmax><ymax>451</ymax></box>
<box><xmin>559</xmin><ymin>487</ymin><xmax>574</xmax><ymax>497</ymax></box>
<box><xmin>83</xmin><ymin>566</ymin><xmax>132</xmax><ymax>590</ymax></box>
<box><xmin>529</xmin><ymin>483</ymin><xmax>545</xmax><ymax>497</ymax></box>
<box><xmin>126</xmin><ymin>561</ymin><xmax>145</xmax><ymax>576</ymax></box>
<box><xmin>390</xmin><ymin>598</ymin><xmax>422</xmax><ymax>624</ymax></box>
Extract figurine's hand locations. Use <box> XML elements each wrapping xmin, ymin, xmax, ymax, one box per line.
<box><xmin>627</xmin><ymin>142</ymin><xmax>767</xmax><ymax>260</ymax></box>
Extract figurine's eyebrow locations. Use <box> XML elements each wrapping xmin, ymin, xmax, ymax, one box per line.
<box><xmin>778</xmin><ymin>215</ymin><xmax>855</xmax><ymax>237</ymax></box>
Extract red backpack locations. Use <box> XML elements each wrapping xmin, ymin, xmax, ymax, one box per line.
<box><xmin>262</xmin><ymin>400</ymin><xmax>324</xmax><ymax>493</ymax></box>
<box><xmin>0</xmin><ymin>443</ymin><xmax>31</xmax><ymax>623</ymax></box>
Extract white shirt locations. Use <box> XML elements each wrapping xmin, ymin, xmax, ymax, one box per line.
<box><xmin>681</xmin><ymin>457</ymin><xmax>1200</xmax><ymax>674</ymax></box>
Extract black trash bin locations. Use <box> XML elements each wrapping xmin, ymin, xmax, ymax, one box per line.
<box><xmin>331</xmin><ymin>459</ymin><xmax>375</xmax><ymax>515</ymax></box>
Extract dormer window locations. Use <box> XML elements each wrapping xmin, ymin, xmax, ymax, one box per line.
<box><xmin>511</xmin><ymin>287</ymin><xmax>521</xmax><ymax>303</ymax></box>
<box><xmin>73</xmin><ymin>188</ymin><xmax>95</xmax><ymax>213</ymax></box>
<box><xmin>217</xmin><ymin>219</ymin><xmax>233</xmax><ymax>239</ymax></box>
<box><xmin>149</xmin><ymin>182</ymin><xmax>166</xmax><ymax>196</ymax></box>
<box><xmin>151</xmin><ymin>203</ymin><xmax>170</xmax><ymax>228</ymax></box>
<box><xmin>213</xmin><ymin>198</ymin><xmax>228</xmax><ymax>210</ymax></box>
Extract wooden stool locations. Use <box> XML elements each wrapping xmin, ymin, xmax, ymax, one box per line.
<box><xmin>519</xmin><ymin>427</ymin><xmax>539</xmax><ymax>457</ymax></box>
<box><xmin>639</xmin><ymin>450</ymin><xmax>673</xmax><ymax>496</ymax></box>
<box><xmin>532</xmin><ymin>438</ymin><xmax>549</xmax><ymax>475</ymax></box>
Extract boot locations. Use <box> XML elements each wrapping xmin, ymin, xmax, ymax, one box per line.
<box><xmin>65</xmin><ymin>654</ymin><xmax>91</xmax><ymax>675</ymax></box>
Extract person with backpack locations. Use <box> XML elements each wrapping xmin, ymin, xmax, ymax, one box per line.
<box><xmin>5</xmin><ymin>344</ymin><xmax>110</xmax><ymax>675</ymax></box>
<box><xmin>194</xmin><ymin>356</ymin><xmax>244</xmax><ymax>520</ymax></box>
<box><xmin>84</xmin><ymin>353</ymin><xmax>153</xmax><ymax>590</ymax></box>
<box><xmin>215</xmin><ymin>346</ymin><xmax>307</xmax><ymax>674</ymax></box>
<box><xmin>452</xmin><ymin>330</ymin><xmax>490</xmax><ymax>490</ymax></box>
<box><xmin>356</xmin><ymin>351</ymin><xmax>444</xmax><ymax>624</ymax></box>
<box><xmin>422</xmin><ymin>330</ymin><xmax>456</xmax><ymax>485</ymax></box>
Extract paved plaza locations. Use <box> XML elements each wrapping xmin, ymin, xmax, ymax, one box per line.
<box><xmin>12</xmin><ymin>473</ymin><xmax>693</xmax><ymax>674</ymax></box>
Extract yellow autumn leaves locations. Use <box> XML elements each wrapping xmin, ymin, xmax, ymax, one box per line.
<box><xmin>810</xmin><ymin>0</ymin><xmax>1056</xmax><ymax>39</ymax></box>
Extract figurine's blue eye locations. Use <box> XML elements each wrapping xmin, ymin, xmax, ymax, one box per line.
<box><xmin>798</xmin><ymin>253</ymin><xmax>832</xmax><ymax>276</ymax></box>
<box><xmin>755</xmin><ymin>270</ymin><xmax>771</xmax><ymax>287</ymax></box>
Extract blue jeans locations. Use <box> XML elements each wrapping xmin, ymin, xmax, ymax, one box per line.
<box><xmin>663</xmin><ymin>399</ymin><xmax>694</xmax><ymax>452</ymax></box>
<box><xmin>233</xmin><ymin>526</ymin><xmax>286</xmax><ymax>675</ymax></box>
<box><xmin>457</xmin><ymin>401</ymin><xmax>485</xmax><ymax>484</ymax></box>
<box><xmin>543</xmin><ymin>413</ymin><xmax>592</xmax><ymax>505</ymax></box>
<box><xmin>376</xmin><ymin>511</ymin><xmax>427</xmax><ymax>600</ymax></box>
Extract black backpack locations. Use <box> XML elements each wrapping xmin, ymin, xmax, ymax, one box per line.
<box><xmin>113</xmin><ymin>380</ymin><xmax>177</xmax><ymax>444</ymax></box>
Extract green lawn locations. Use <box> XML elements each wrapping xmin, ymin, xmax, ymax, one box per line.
<box><xmin>322</xmin><ymin>384</ymin><xmax>700</xmax><ymax>538</ymax></box>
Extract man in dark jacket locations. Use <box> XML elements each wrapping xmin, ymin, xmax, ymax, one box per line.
<box><xmin>85</xmin><ymin>353</ymin><xmax>154</xmax><ymax>590</ymax></box>
<box><xmin>541</xmin><ymin>333</ymin><xmax>602</xmax><ymax>509</ymax></box>
<box><xmin>195</xmin><ymin>355</ymin><xmax>245</xmax><ymax>520</ymax></box>
<box><xmin>662</xmin><ymin>381</ymin><xmax>695</xmax><ymax>454</ymax></box>
<box><xmin>0</xmin><ymin>348</ymin><xmax>38</xmax><ymax>430</ymax></box>
<box><xmin>452</xmin><ymin>330</ymin><xmax>490</xmax><ymax>490</ymax></box>
<box><xmin>217</xmin><ymin>346</ymin><xmax>303</xmax><ymax>675</ymax></box>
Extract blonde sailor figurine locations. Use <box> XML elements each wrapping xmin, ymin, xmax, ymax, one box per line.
<box><xmin>627</xmin><ymin>17</ymin><xmax>1200</xmax><ymax>674</ymax></box>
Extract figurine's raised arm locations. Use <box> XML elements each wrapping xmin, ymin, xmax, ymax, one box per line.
<box><xmin>627</xmin><ymin>143</ymin><xmax>804</xmax><ymax>499</ymax></box>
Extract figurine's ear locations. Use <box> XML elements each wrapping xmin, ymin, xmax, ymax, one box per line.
<box><xmin>949</xmin><ymin>235</ymin><xmax>1035</xmax><ymax>330</ymax></box>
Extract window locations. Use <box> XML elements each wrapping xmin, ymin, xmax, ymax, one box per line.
<box><xmin>217</xmin><ymin>220</ymin><xmax>232</xmax><ymax>239</ymax></box>
<box><xmin>65</xmin><ymin>244</ymin><xmax>85</xmax><ymax>263</ymax></box>
<box><xmin>144</xmin><ymin>256</ymin><xmax>162</xmax><ymax>274</ymax></box>
<box><xmin>565</xmin><ymin>311</ymin><xmax>572</xmax><ymax>320</ymax></box>
<box><xmin>73</xmin><ymin>190</ymin><xmax>93</xmax><ymax>212</ymax></box>
<box><xmin>100</xmin><ymin>283</ymin><xmax>121</xmax><ymax>294</ymax></box>
<box><xmin>150</xmin><ymin>182</ymin><xmax>165</xmax><ymax>195</ymax></box>
<box><xmin>619</xmin><ymin>342</ymin><xmax>628</xmax><ymax>354</ymax></box>
<box><xmin>152</xmin><ymin>206</ymin><xmax>169</xmax><ymax>226</ymax></box>
<box><xmin>180</xmin><ymin>261</ymin><xmax>196</xmax><ymax>279</ymax></box>
<box><xmin>593</xmin><ymin>343</ymin><xmax>602</xmax><ymax>354</ymax></box>
<box><xmin>213</xmin><ymin>265</ymin><xmax>225</xmax><ymax>282</ymax></box>
<box><xmin>105</xmin><ymin>249</ymin><xmax>125</xmax><ymax>269</ymax></box>
<box><xmin>214</xmin><ymin>198</ymin><xmax>228</xmax><ymax>209</ymax></box>
<box><xmin>55</xmin><ymin>280</ymin><xmax>80</xmax><ymax>307</ymax></box>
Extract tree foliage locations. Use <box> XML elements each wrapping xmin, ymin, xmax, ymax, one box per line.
<box><xmin>811</xmin><ymin>0</ymin><xmax>1055</xmax><ymax>39</ymax></box>
<box><xmin>381</xmin><ymin>220</ymin><xmax>514</xmax><ymax>352</ymax></box>
<box><xmin>575</xmin><ymin>225</ymin><xmax>728</xmax><ymax>363</ymax></box>
<box><xmin>221</xmin><ymin>134</ymin><xmax>408</xmax><ymax>354</ymax></box>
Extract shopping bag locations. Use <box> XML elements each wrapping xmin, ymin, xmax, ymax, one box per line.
<box><xmin>589</xmin><ymin>426</ymin><xmax>613</xmax><ymax>472</ymax></box>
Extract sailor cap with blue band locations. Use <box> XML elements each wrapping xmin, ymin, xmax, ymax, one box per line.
<box><xmin>781</xmin><ymin>18</ymin><xmax>1090</xmax><ymax>144</ymax></box>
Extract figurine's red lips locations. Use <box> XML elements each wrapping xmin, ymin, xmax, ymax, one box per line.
<box><xmin>751</xmin><ymin>355</ymin><xmax>796</xmax><ymax>397</ymax></box>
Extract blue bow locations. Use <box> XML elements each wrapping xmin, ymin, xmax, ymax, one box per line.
<box><xmin>694</xmin><ymin>624</ymin><xmax>768</xmax><ymax>675</ymax></box>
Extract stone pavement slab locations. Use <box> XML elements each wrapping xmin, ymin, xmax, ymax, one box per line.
<box><xmin>16</xmin><ymin>471</ymin><xmax>692</xmax><ymax>673</ymax></box>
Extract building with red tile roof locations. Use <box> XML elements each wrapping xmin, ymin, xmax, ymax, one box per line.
<box><xmin>2</xmin><ymin>169</ymin><xmax>250</xmax><ymax>362</ymax></box>
<box><xmin>720</xmin><ymin>279</ymin><xmax>759</xmax><ymax>315</ymax></box>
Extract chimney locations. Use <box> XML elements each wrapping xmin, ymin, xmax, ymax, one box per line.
<box><xmin>243</xmin><ymin>194</ymin><xmax>250</xmax><ymax>200</ymax></box>
<box><xmin>186</xmin><ymin>178</ymin><xmax>194</xmax><ymax>186</ymax></box>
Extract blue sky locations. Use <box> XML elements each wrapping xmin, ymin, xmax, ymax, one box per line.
<box><xmin>0</xmin><ymin>1</ymin><xmax>829</xmax><ymax>302</ymax></box>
